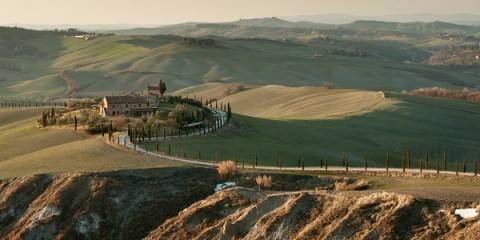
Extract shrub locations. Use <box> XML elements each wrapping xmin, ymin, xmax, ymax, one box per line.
<box><xmin>323</xmin><ymin>81</ymin><xmax>335</xmax><ymax>89</ymax></box>
<box><xmin>408</xmin><ymin>87</ymin><xmax>480</xmax><ymax>102</ymax></box>
<box><xmin>255</xmin><ymin>175</ymin><xmax>272</xmax><ymax>190</ymax></box>
<box><xmin>217</xmin><ymin>160</ymin><xmax>236</xmax><ymax>179</ymax></box>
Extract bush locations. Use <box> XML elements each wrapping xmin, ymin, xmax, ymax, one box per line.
<box><xmin>255</xmin><ymin>175</ymin><xmax>272</xmax><ymax>190</ymax></box>
<box><xmin>217</xmin><ymin>160</ymin><xmax>236</xmax><ymax>179</ymax></box>
<box><xmin>408</xmin><ymin>87</ymin><xmax>480</xmax><ymax>102</ymax></box>
<box><xmin>323</xmin><ymin>81</ymin><xmax>335</xmax><ymax>89</ymax></box>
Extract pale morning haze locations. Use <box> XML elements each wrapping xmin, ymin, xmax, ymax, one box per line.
<box><xmin>1</xmin><ymin>0</ymin><xmax>479</xmax><ymax>24</ymax></box>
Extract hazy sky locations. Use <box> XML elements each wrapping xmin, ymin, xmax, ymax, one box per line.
<box><xmin>1</xmin><ymin>0</ymin><xmax>479</xmax><ymax>25</ymax></box>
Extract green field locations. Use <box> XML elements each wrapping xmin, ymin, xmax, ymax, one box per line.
<box><xmin>1</xmin><ymin>27</ymin><xmax>480</xmax><ymax>99</ymax></box>
<box><xmin>145</xmin><ymin>93</ymin><xmax>480</xmax><ymax>169</ymax></box>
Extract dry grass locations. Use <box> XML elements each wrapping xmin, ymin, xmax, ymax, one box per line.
<box><xmin>172</xmin><ymin>82</ymin><xmax>258</xmax><ymax>100</ymax></box>
<box><xmin>255</xmin><ymin>175</ymin><xmax>272</xmax><ymax>189</ymax></box>
<box><xmin>217</xmin><ymin>160</ymin><xmax>237</xmax><ymax>179</ymax></box>
<box><xmin>334</xmin><ymin>179</ymin><xmax>369</xmax><ymax>191</ymax></box>
<box><xmin>219</xmin><ymin>85</ymin><xmax>395</xmax><ymax>120</ymax></box>
<box><xmin>0</xmin><ymin>108</ymin><xmax>45</xmax><ymax>129</ymax></box>
<box><xmin>0</xmin><ymin>116</ymin><xmax>182</xmax><ymax>179</ymax></box>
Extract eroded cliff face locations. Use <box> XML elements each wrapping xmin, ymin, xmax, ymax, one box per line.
<box><xmin>1</xmin><ymin>168</ymin><xmax>479</xmax><ymax>240</ymax></box>
<box><xmin>0</xmin><ymin>167</ymin><xmax>219</xmax><ymax>240</ymax></box>
<box><xmin>147</xmin><ymin>188</ymin><xmax>480</xmax><ymax>240</ymax></box>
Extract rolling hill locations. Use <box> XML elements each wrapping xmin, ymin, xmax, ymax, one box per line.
<box><xmin>218</xmin><ymin>85</ymin><xmax>395</xmax><ymax>120</ymax></box>
<box><xmin>1</xmin><ymin>27</ymin><xmax>480</xmax><ymax>99</ymax></box>
<box><xmin>0</xmin><ymin>108</ymin><xmax>181</xmax><ymax>178</ymax></box>
<box><xmin>149</xmin><ymin>88</ymin><xmax>480</xmax><ymax>167</ymax></box>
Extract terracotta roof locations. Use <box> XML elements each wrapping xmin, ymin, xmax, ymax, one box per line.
<box><xmin>104</xmin><ymin>96</ymin><xmax>149</xmax><ymax>104</ymax></box>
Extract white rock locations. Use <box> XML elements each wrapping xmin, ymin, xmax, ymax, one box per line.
<box><xmin>215</xmin><ymin>182</ymin><xmax>236</xmax><ymax>192</ymax></box>
<box><xmin>454</xmin><ymin>208</ymin><xmax>478</xmax><ymax>219</ymax></box>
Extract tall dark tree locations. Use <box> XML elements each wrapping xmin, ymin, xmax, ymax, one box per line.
<box><xmin>227</xmin><ymin>103</ymin><xmax>232</xmax><ymax>123</ymax></box>
<box><xmin>74</xmin><ymin>115</ymin><xmax>78</xmax><ymax>131</ymax></box>
<box><xmin>159</xmin><ymin>80</ymin><xmax>167</xmax><ymax>98</ymax></box>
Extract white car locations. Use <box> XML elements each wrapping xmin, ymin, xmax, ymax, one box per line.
<box><xmin>214</xmin><ymin>182</ymin><xmax>236</xmax><ymax>192</ymax></box>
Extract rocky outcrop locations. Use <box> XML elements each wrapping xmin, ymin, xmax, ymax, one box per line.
<box><xmin>0</xmin><ymin>167</ymin><xmax>219</xmax><ymax>240</ymax></box>
<box><xmin>147</xmin><ymin>188</ymin><xmax>480</xmax><ymax>240</ymax></box>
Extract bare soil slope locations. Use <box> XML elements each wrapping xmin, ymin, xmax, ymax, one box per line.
<box><xmin>148</xmin><ymin>187</ymin><xmax>480</xmax><ymax>240</ymax></box>
<box><xmin>220</xmin><ymin>85</ymin><xmax>395</xmax><ymax>120</ymax></box>
<box><xmin>0</xmin><ymin>167</ymin><xmax>219</xmax><ymax>240</ymax></box>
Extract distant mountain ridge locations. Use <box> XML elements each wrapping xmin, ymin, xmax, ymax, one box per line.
<box><xmin>283</xmin><ymin>13</ymin><xmax>480</xmax><ymax>26</ymax></box>
<box><xmin>109</xmin><ymin>17</ymin><xmax>479</xmax><ymax>36</ymax></box>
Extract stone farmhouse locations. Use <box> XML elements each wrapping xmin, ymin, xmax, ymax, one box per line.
<box><xmin>99</xmin><ymin>81</ymin><xmax>165</xmax><ymax>117</ymax></box>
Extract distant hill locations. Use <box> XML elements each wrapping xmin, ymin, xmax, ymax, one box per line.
<box><xmin>342</xmin><ymin>20</ymin><xmax>479</xmax><ymax>34</ymax></box>
<box><xmin>283</xmin><ymin>13</ymin><xmax>480</xmax><ymax>26</ymax></box>
<box><xmin>110</xmin><ymin>17</ymin><xmax>479</xmax><ymax>37</ymax></box>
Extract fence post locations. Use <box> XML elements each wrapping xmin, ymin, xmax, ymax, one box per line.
<box><xmin>456</xmin><ymin>159</ymin><xmax>459</xmax><ymax>176</ymax></box>
<box><xmin>364</xmin><ymin>154</ymin><xmax>368</xmax><ymax>172</ymax></box>
<box><xmin>345</xmin><ymin>154</ymin><xmax>348</xmax><ymax>173</ymax></box>
<box><xmin>475</xmin><ymin>160</ymin><xmax>478</xmax><ymax>176</ymax></box>
<box><xmin>443</xmin><ymin>152</ymin><xmax>447</xmax><ymax>171</ymax></box>
<box><xmin>420</xmin><ymin>159</ymin><xmax>423</xmax><ymax>174</ymax></box>
<box><xmin>426</xmin><ymin>152</ymin><xmax>429</xmax><ymax>170</ymax></box>
<box><xmin>386</xmin><ymin>152</ymin><xmax>389</xmax><ymax>173</ymax></box>
<box><xmin>408</xmin><ymin>150</ymin><xmax>411</xmax><ymax>169</ymax></box>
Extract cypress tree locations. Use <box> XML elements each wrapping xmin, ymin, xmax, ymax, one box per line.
<box><xmin>463</xmin><ymin>160</ymin><xmax>467</xmax><ymax>173</ymax></box>
<box><xmin>227</xmin><ymin>103</ymin><xmax>232</xmax><ymax>123</ymax></box>
<box><xmin>74</xmin><ymin>115</ymin><xmax>78</xmax><ymax>131</ymax></box>
<box><xmin>168</xmin><ymin>144</ymin><xmax>171</xmax><ymax>155</ymax></box>
<box><xmin>198</xmin><ymin>149</ymin><xmax>201</xmax><ymax>160</ymax></box>
<box><xmin>325</xmin><ymin>159</ymin><xmax>328</xmax><ymax>171</ymax></box>
<box><xmin>156</xmin><ymin>141</ymin><xmax>159</xmax><ymax>152</ymax></box>
<box><xmin>302</xmin><ymin>159</ymin><xmax>305</xmax><ymax>171</ymax></box>
<box><xmin>475</xmin><ymin>160</ymin><xmax>478</xmax><ymax>176</ymax></box>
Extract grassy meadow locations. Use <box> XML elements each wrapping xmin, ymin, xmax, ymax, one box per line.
<box><xmin>145</xmin><ymin>93</ymin><xmax>480</xmax><ymax>169</ymax></box>
<box><xmin>0</xmin><ymin>108</ymin><xmax>182</xmax><ymax>179</ymax></box>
